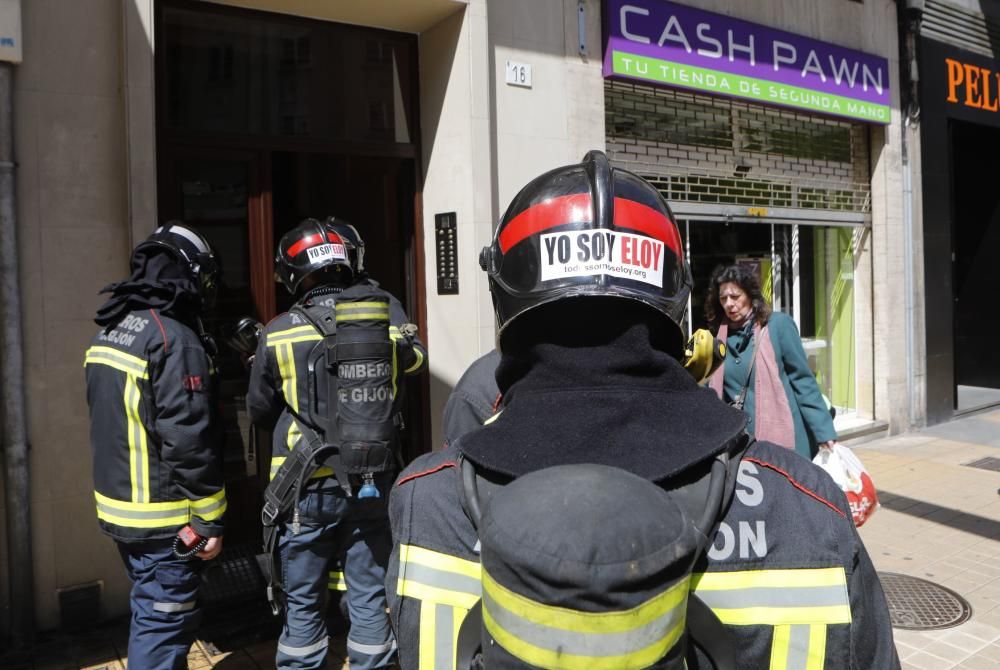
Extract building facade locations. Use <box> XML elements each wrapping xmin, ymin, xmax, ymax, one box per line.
<box><xmin>2</xmin><ymin>0</ymin><xmax>908</xmax><ymax>632</ymax></box>
<box><xmin>907</xmin><ymin>0</ymin><xmax>1000</xmax><ymax>422</ymax></box>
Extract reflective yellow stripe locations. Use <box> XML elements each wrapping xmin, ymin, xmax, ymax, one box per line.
<box><xmin>397</xmin><ymin>545</ymin><xmax>482</xmax><ymax>670</ymax></box>
<box><xmin>396</xmin><ymin>546</ymin><xmax>481</xmax><ymax>614</ymax></box>
<box><xmin>269</xmin><ymin>422</ymin><xmax>334</xmax><ymax>480</ymax></box>
<box><xmin>694</xmin><ymin>568</ymin><xmax>846</xmax><ymax>591</ymax></box>
<box><xmin>267</xmin><ymin>325</ymin><xmax>318</xmax><ymax>342</ymax></box>
<box><xmin>418</xmin><ymin>604</ymin><xmax>436</xmax><ymax>670</ymax></box>
<box><xmin>124</xmin><ymin>374</ymin><xmax>149</xmax><ymax>503</ymax></box>
<box><xmin>769</xmin><ymin>623</ymin><xmax>828</xmax><ymax>670</ymax></box>
<box><xmin>190</xmin><ymin>488</ymin><xmax>227</xmax><ymax>521</ymax></box>
<box><xmin>692</xmin><ymin>568</ymin><xmax>851</xmax><ymax>626</ymax></box>
<box><xmin>336</xmin><ymin>311</ymin><xmax>390</xmax><ymax>321</ymax></box>
<box><xmin>329</xmin><ymin>571</ymin><xmax>348</xmax><ymax>592</ymax></box>
<box><xmin>417</xmin><ymin>602</ymin><xmax>463</xmax><ymax>670</ymax></box>
<box><xmin>485</xmin><ymin>569</ymin><xmax>687</xmax><ymax>635</ymax></box>
<box><xmin>95</xmin><ymin>492</ymin><xmax>186</xmax><ymax>529</ymax></box>
<box><xmin>271</xmin><ymin>334</ymin><xmax>323</xmax><ymax>345</ymax></box>
<box><xmin>806</xmin><ymin>624</ymin><xmax>826</xmax><ymax>670</ymax></box>
<box><xmin>404</xmin><ymin>346</ymin><xmax>424</xmax><ymax>374</ymax></box>
<box><xmin>771</xmin><ymin>624</ymin><xmax>791</xmax><ymax>670</ymax></box>
<box><xmin>482</xmin><ymin>569</ymin><xmax>687</xmax><ymax>670</ymax></box>
<box><xmin>84</xmin><ymin>346</ymin><xmax>149</xmax><ymax>378</ymax></box>
<box><xmin>401</xmin><ymin>544</ymin><xmax>481</xmax><ymax>580</ymax></box>
<box><xmin>94</xmin><ymin>491</ymin><xmax>226</xmax><ymax>529</ymax></box>
<box><xmin>269</xmin><ymin>457</ymin><xmax>334</xmax><ymax>481</ymax></box>
<box><xmin>276</xmin><ymin>342</ymin><xmax>299</xmax><ymax>413</ymax></box>
<box><xmin>338</xmin><ymin>302</ymin><xmax>390</xmax><ymax>311</ymax></box>
<box><xmin>483</xmin><ymin>410</ymin><xmax>502</xmax><ymax>425</ymax></box>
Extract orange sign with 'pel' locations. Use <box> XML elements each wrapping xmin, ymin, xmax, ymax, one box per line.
<box><xmin>946</xmin><ymin>58</ymin><xmax>1000</xmax><ymax>111</ymax></box>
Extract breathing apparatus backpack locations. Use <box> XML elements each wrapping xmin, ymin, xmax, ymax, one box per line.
<box><xmin>260</xmin><ymin>282</ymin><xmax>403</xmax><ymax>613</ymax></box>
<box><xmin>452</xmin><ymin>442</ymin><xmax>745</xmax><ymax>670</ymax></box>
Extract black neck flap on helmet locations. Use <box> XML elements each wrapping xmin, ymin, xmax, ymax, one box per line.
<box><xmin>480</xmin><ymin>150</ymin><xmax>691</xmax><ymax>354</ymax></box>
<box><xmin>95</xmin><ymin>221</ymin><xmax>220</xmax><ymax>327</ymax></box>
<box><xmin>275</xmin><ymin>217</ymin><xmax>363</xmax><ymax>295</ymax></box>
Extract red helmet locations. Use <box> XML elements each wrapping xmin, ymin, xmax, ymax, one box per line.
<box><xmin>479</xmin><ymin>151</ymin><xmax>690</xmax><ymax>351</ymax></box>
<box><xmin>275</xmin><ymin>217</ymin><xmax>363</xmax><ymax>294</ymax></box>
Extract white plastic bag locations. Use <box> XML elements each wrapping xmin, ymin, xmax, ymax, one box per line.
<box><xmin>812</xmin><ymin>443</ymin><xmax>878</xmax><ymax>527</ymax></box>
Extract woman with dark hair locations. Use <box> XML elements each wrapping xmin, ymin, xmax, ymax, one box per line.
<box><xmin>706</xmin><ymin>263</ymin><xmax>837</xmax><ymax>459</ymax></box>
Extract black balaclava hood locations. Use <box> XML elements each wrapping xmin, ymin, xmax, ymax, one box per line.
<box><xmin>94</xmin><ymin>245</ymin><xmax>201</xmax><ymax>328</ymax></box>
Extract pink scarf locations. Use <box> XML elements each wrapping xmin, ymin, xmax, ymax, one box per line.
<box><xmin>709</xmin><ymin>321</ymin><xmax>795</xmax><ymax>450</ymax></box>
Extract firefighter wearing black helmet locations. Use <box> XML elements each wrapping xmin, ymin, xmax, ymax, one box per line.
<box><xmin>386</xmin><ymin>152</ymin><xmax>898</xmax><ymax>669</ymax></box>
<box><xmin>85</xmin><ymin>222</ymin><xmax>225</xmax><ymax>670</ymax></box>
<box><xmin>248</xmin><ymin>217</ymin><xmax>427</xmax><ymax>670</ymax></box>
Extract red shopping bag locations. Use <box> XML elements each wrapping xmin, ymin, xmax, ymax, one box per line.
<box><xmin>813</xmin><ymin>443</ymin><xmax>879</xmax><ymax>527</ymax></box>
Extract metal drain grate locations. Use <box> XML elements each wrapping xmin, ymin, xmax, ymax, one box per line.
<box><xmin>200</xmin><ymin>543</ymin><xmax>266</xmax><ymax>606</ymax></box>
<box><xmin>879</xmin><ymin>572</ymin><xmax>972</xmax><ymax>630</ymax></box>
<box><xmin>964</xmin><ymin>457</ymin><xmax>1000</xmax><ymax>472</ymax></box>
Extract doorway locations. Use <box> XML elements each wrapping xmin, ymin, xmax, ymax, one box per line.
<box><xmin>951</xmin><ymin>120</ymin><xmax>1000</xmax><ymax>411</ymax></box>
<box><xmin>155</xmin><ymin>0</ymin><xmax>426</xmax><ymax>543</ymax></box>
<box><xmin>682</xmin><ymin>219</ymin><xmax>859</xmax><ymax>421</ymax></box>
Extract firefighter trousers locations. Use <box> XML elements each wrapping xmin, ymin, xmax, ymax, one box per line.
<box><xmin>117</xmin><ymin>539</ymin><xmax>204</xmax><ymax>670</ymax></box>
<box><xmin>277</xmin><ymin>479</ymin><xmax>396</xmax><ymax>670</ymax></box>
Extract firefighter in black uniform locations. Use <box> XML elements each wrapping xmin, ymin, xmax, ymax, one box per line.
<box><xmin>442</xmin><ymin>350</ymin><xmax>501</xmax><ymax>446</ymax></box>
<box><xmin>85</xmin><ymin>223</ymin><xmax>225</xmax><ymax>670</ymax></box>
<box><xmin>387</xmin><ymin>152</ymin><xmax>899</xmax><ymax>669</ymax></box>
<box><xmin>248</xmin><ymin>217</ymin><xmax>427</xmax><ymax>670</ymax></box>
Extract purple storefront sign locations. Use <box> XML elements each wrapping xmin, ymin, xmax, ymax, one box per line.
<box><xmin>603</xmin><ymin>0</ymin><xmax>891</xmax><ymax>124</ymax></box>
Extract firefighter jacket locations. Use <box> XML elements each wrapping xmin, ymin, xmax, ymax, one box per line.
<box><xmin>387</xmin><ymin>438</ymin><xmax>899</xmax><ymax>670</ymax></box>
<box><xmin>442</xmin><ymin>350</ymin><xmax>501</xmax><ymax>446</ymax></box>
<box><xmin>247</xmin><ymin>279</ymin><xmax>428</xmax><ymax>483</ymax></box>
<box><xmin>85</xmin><ymin>309</ymin><xmax>226</xmax><ymax>543</ymax></box>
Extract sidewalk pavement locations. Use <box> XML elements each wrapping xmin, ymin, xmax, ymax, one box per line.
<box><xmin>9</xmin><ymin>409</ymin><xmax>1000</xmax><ymax>669</ymax></box>
<box><xmin>852</xmin><ymin>409</ymin><xmax>1000</xmax><ymax>670</ymax></box>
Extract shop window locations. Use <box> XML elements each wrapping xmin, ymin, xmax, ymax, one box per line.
<box><xmin>684</xmin><ymin>221</ymin><xmax>857</xmax><ymax>415</ymax></box>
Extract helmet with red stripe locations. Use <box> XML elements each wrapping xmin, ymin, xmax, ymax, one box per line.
<box><xmin>479</xmin><ymin>150</ymin><xmax>690</xmax><ymax>352</ymax></box>
<box><xmin>275</xmin><ymin>217</ymin><xmax>362</xmax><ymax>294</ymax></box>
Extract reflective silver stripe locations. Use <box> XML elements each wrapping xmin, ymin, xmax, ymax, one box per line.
<box><xmin>191</xmin><ymin>496</ymin><xmax>226</xmax><ymax>517</ymax></box>
<box><xmin>784</xmin><ymin>624</ymin><xmax>811</xmax><ymax>669</ymax></box>
<box><xmin>403</xmin><ymin>561</ymin><xmax>481</xmax><ymax>598</ymax></box>
<box><xmin>435</xmin><ymin>604</ymin><xmax>454</xmax><ymax>670</ymax></box>
<box><xmin>482</xmin><ymin>587</ymin><xmax>684</xmax><ymax>657</ymax></box>
<box><xmin>94</xmin><ymin>499</ymin><xmax>188</xmax><ymax>521</ymax></box>
<box><xmin>161</xmin><ymin>224</ymin><xmax>210</xmax><ymax>254</ymax></box>
<box><xmin>277</xmin><ymin>636</ymin><xmax>329</xmax><ymax>657</ymax></box>
<box><xmin>153</xmin><ymin>600</ymin><xmax>196</xmax><ymax>613</ymax></box>
<box><xmin>346</xmin><ymin>636</ymin><xmax>397</xmax><ymax>656</ymax></box>
<box><xmin>694</xmin><ymin>585</ymin><xmax>848</xmax><ymax>610</ymax></box>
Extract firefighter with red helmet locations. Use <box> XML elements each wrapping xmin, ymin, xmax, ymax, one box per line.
<box><xmin>85</xmin><ymin>222</ymin><xmax>226</xmax><ymax>670</ymax></box>
<box><xmin>386</xmin><ymin>152</ymin><xmax>898</xmax><ymax>669</ymax></box>
<box><xmin>248</xmin><ymin>217</ymin><xmax>426</xmax><ymax>670</ymax></box>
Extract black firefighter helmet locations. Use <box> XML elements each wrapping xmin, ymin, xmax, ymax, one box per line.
<box><xmin>480</xmin><ymin>150</ymin><xmax>691</xmax><ymax>354</ymax></box>
<box><xmin>275</xmin><ymin>217</ymin><xmax>365</xmax><ymax>294</ymax></box>
<box><xmin>136</xmin><ymin>221</ymin><xmax>220</xmax><ymax>306</ymax></box>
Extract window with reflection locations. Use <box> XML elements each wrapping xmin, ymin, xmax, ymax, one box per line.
<box><xmin>161</xmin><ymin>5</ymin><xmax>416</xmax><ymax>144</ymax></box>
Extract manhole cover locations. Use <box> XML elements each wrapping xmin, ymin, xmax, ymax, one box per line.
<box><xmin>964</xmin><ymin>457</ymin><xmax>1000</xmax><ymax>472</ymax></box>
<box><xmin>879</xmin><ymin>572</ymin><xmax>972</xmax><ymax>630</ymax></box>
